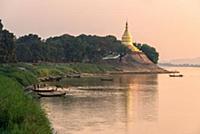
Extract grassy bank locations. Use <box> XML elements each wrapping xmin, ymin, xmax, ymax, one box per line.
<box><xmin>0</xmin><ymin>63</ymin><xmax>117</xmax><ymax>133</ymax></box>
<box><xmin>34</xmin><ymin>63</ymin><xmax>117</xmax><ymax>77</ymax></box>
<box><xmin>0</xmin><ymin>63</ymin><xmax>117</xmax><ymax>78</ymax></box>
<box><xmin>0</xmin><ymin>64</ymin><xmax>52</xmax><ymax>134</ymax></box>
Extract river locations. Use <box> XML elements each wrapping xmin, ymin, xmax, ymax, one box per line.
<box><xmin>41</xmin><ymin>67</ymin><xmax>200</xmax><ymax>134</ymax></box>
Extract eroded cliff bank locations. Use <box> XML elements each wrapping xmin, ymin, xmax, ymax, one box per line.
<box><xmin>101</xmin><ymin>52</ymin><xmax>172</xmax><ymax>74</ymax></box>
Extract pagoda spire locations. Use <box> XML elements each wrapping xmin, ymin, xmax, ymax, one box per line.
<box><xmin>121</xmin><ymin>21</ymin><xmax>140</xmax><ymax>52</ymax></box>
<box><xmin>125</xmin><ymin>21</ymin><xmax>128</xmax><ymax>31</ymax></box>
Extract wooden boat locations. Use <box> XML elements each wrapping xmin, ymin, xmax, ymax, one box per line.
<box><xmin>169</xmin><ymin>74</ymin><xmax>183</xmax><ymax>77</ymax></box>
<box><xmin>77</xmin><ymin>86</ymin><xmax>127</xmax><ymax>90</ymax></box>
<box><xmin>66</xmin><ymin>73</ymin><xmax>81</xmax><ymax>78</ymax></box>
<box><xmin>33</xmin><ymin>88</ymin><xmax>55</xmax><ymax>92</ymax></box>
<box><xmin>39</xmin><ymin>76</ymin><xmax>62</xmax><ymax>82</ymax></box>
<box><xmin>38</xmin><ymin>91</ymin><xmax>66</xmax><ymax>97</ymax></box>
<box><xmin>100</xmin><ymin>77</ymin><xmax>113</xmax><ymax>81</ymax></box>
<box><xmin>39</xmin><ymin>77</ymin><xmax>49</xmax><ymax>82</ymax></box>
<box><xmin>48</xmin><ymin>76</ymin><xmax>62</xmax><ymax>82</ymax></box>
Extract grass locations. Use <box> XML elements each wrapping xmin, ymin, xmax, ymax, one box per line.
<box><xmin>33</xmin><ymin>63</ymin><xmax>117</xmax><ymax>77</ymax></box>
<box><xmin>0</xmin><ymin>62</ymin><xmax>117</xmax><ymax>79</ymax></box>
<box><xmin>67</xmin><ymin>63</ymin><xmax>116</xmax><ymax>73</ymax></box>
<box><xmin>0</xmin><ymin>75</ymin><xmax>51</xmax><ymax>134</ymax></box>
<box><xmin>0</xmin><ymin>62</ymin><xmax>117</xmax><ymax>133</ymax></box>
<box><xmin>0</xmin><ymin>64</ymin><xmax>38</xmax><ymax>86</ymax></box>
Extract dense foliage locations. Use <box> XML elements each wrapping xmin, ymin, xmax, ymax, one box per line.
<box><xmin>16</xmin><ymin>34</ymin><xmax>129</xmax><ymax>63</ymax></box>
<box><xmin>0</xmin><ymin>19</ymin><xmax>159</xmax><ymax>64</ymax></box>
<box><xmin>135</xmin><ymin>43</ymin><xmax>159</xmax><ymax>64</ymax></box>
<box><xmin>0</xmin><ymin>20</ymin><xmax>16</xmax><ymax>63</ymax></box>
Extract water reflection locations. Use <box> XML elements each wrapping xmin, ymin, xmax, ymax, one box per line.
<box><xmin>41</xmin><ymin>74</ymin><xmax>158</xmax><ymax>134</ymax></box>
<box><xmin>118</xmin><ymin>75</ymin><xmax>158</xmax><ymax>134</ymax></box>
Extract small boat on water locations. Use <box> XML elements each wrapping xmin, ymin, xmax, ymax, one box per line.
<box><xmin>38</xmin><ymin>91</ymin><xmax>66</xmax><ymax>97</ymax></box>
<box><xmin>169</xmin><ymin>74</ymin><xmax>183</xmax><ymax>77</ymax></box>
<box><xmin>66</xmin><ymin>73</ymin><xmax>81</xmax><ymax>78</ymax></box>
<box><xmin>77</xmin><ymin>86</ymin><xmax>127</xmax><ymax>90</ymax></box>
<box><xmin>100</xmin><ymin>77</ymin><xmax>113</xmax><ymax>81</ymax></box>
<box><xmin>33</xmin><ymin>88</ymin><xmax>55</xmax><ymax>92</ymax></box>
<box><xmin>39</xmin><ymin>76</ymin><xmax>62</xmax><ymax>82</ymax></box>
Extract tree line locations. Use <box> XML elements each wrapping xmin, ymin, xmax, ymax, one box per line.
<box><xmin>0</xmin><ymin>19</ymin><xmax>159</xmax><ymax>64</ymax></box>
<box><xmin>16</xmin><ymin>34</ymin><xmax>130</xmax><ymax>63</ymax></box>
<box><xmin>0</xmin><ymin>20</ymin><xmax>16</xmax><ymax>63</ymax></box>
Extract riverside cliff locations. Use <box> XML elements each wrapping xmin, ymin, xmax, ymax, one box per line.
<box><xmin>101</xmin><ymin>52</ymin><xmax>169</xmax><ymax>74</ymax></box>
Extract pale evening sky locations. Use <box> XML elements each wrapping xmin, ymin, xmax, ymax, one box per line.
<box><xmin>0</xmin><ymin>0</ymin><xmax>200</xmax><ymax>60</ymax></box>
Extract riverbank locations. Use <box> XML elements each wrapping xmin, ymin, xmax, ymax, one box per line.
<box><xmin>0</xmin><ymin>65</ymin><xmax>52</xmax><ymax>133</ymax></box>
<box><xmin>0</xmin><ymin>63</ymin><xmax>173</xmax><ymax>83</ymax></box>
<box><xmin>0</xmin><ymin>62</ymin><xmax>171</xmax><ymax>133</ymax></box>
<box><xmin>22</xmin><ymin>62</ymin><xmax>172</xmax><ymax>77</ymax></box>
<box><xmin>0</xmin><ymin>63</ymin><xmax>119</xmax><ymax>133</ymax></box>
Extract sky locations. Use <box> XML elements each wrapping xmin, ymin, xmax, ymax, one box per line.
<box><xmin>0</xmin><ymin>0</ymin><xmax>200</xmax><ymax>60</ymax></box>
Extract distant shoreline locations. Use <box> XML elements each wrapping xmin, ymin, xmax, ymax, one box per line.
<box><xmin>159</xmin><ymin>63</ymin><xmax>200</xmax><ymax>68</ymax></box>
<box><xmin>108</xmin><ymin>70</ymin><xmax>178</xmax><ymax>74</ymax></box>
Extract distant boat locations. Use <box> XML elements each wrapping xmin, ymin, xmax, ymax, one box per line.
<box><xmin>100</xmin><ymin>77</ymin><xmax>113</xmax><ymax>81</ymax></box>
<box><xmin>66</xmin><ymin>73</ymin><xmax>81</xmax><ymax>78</ymax></box>
<box><xmin>39</xmin><ymin>76</ymin><xmax>62</xmax><ymax>82</ymax></box>
<box><xmin>169</xmin><ymin>74</ymin><xmax>183</xmax><ymax>77</ymax></box>
<box><xmin>33</xmin><ymin>88</ymin><xmax>55</xmax><ymax>92</ymax></box>
<box><xmin>38</xmin><ymin>91</ymin><xmax>66</xmax><ymax>97</ymax></box>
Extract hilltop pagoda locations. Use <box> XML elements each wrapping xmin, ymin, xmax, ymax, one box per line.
<box><xmin>121</xmin><ymin>22</ymin><xmax>140</xmax><ymax>52</ymax></box>
<box><xmin>102</xmin><ymin>21</ymin><xmax>154</xmax><ymax>65</ymax></box>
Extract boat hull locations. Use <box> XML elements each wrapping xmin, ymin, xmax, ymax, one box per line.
<box><xmin>38</xmin><ymin>92</ymin><xmax>66</xmax><ymax>97</ymax></box>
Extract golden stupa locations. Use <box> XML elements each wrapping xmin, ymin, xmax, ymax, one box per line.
<box><xmin>121</xmin><ymin>22</ymin><xmax>140</xmax><ymax>52</ymax></box>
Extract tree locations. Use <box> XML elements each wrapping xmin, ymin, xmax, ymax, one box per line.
<box><xmin>135</xmin><ymin>43</ymin><xmax>159</xmax><ymax>64</ymax></box>
<box><xmin>16</xmin><ymin>34</ymin><xmax>45</xmax><ymax>62</ymax></box>
<box><xmin>0</xmin><ymin>20</ymin><xmax>3</xmax><ymax>31</ymax></box>
<box><xmin>0</xmin><ymin>20</ymin><xmax>16</xmax><ymax>63</ymax></box>
<box><xmin>46</xmin><ymin>34</ymin><xmax>74</xmax><ymax>62</ymax></box>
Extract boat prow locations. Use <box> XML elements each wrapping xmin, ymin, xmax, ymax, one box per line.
<box><xmin>33</xmin><ymin>88</ymin><xmax>55</xmax><ymax>92</ymax></box>
<box><xmin>169</xmin><ymin>74</ymin><xmax>183</xmax><ymax>77</ymax></box>
<box><xmin>38</xmin><ymin>91</ymin><xmax>66</xmax><ymax>97</ymax></box>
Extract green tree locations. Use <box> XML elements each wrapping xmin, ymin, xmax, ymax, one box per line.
<box><xmin>46</xmin><ymin>34</ymin><xmax>74</xmax><ymax>62</ymax></box>
<box><xmin>135</xmin><ymin>43</ymin><xmax>159</xmax><ymax>64</ymax></box>
<box><xmin>0</xmin><ymin>20</ymin><xmax>16</xmax><ymax>63</ymax></box>
<box><xmin>16</xmin><ymin>34</ymin><xmax>45</xmax><ymax>62</ymax></box>
<box><xmin>0</xmin><ymin>20</ymin><xmax>3</xmax><ymax>30</ymax></box>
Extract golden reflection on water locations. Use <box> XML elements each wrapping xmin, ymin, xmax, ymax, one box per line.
<box><xmin>41</xmin><ymin>67</ymin><xmax>200</xmax><ymax>134</ymax></box>
<box><xmin>41</xmin><ymin>74</ymin><xmax>159</xmax><ymax>134</ymax></box>
<box><xmin>118</xmin><ymin>75</ymin><xmax>158</xmax><ymax>134</ymax></box>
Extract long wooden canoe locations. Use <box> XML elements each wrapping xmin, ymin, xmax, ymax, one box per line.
<box><xmin>33</xmin><ymin>88</ymin><xmax>55</xmax><ymax>92</ymax></box>
<box><xmin>38</xmin><ymin>91</ymin><xmax>66</xmax><ymax>97</ymax></box>
<box><xmin>169</xmin><ymin>74</ymin><xmax>183</xmax><ymax>77</ymax></box>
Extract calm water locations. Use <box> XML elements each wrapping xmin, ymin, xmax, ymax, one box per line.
<box><xmin>41</xmin><ymin>67</ymin><xmax>200</xmax><ymax>134</ymax></box>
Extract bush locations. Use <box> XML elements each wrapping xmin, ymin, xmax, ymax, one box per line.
<box><xmin>135</xmin><ymin>43</ymin><xmax>159</xmax><ymax>64</ymax></box>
